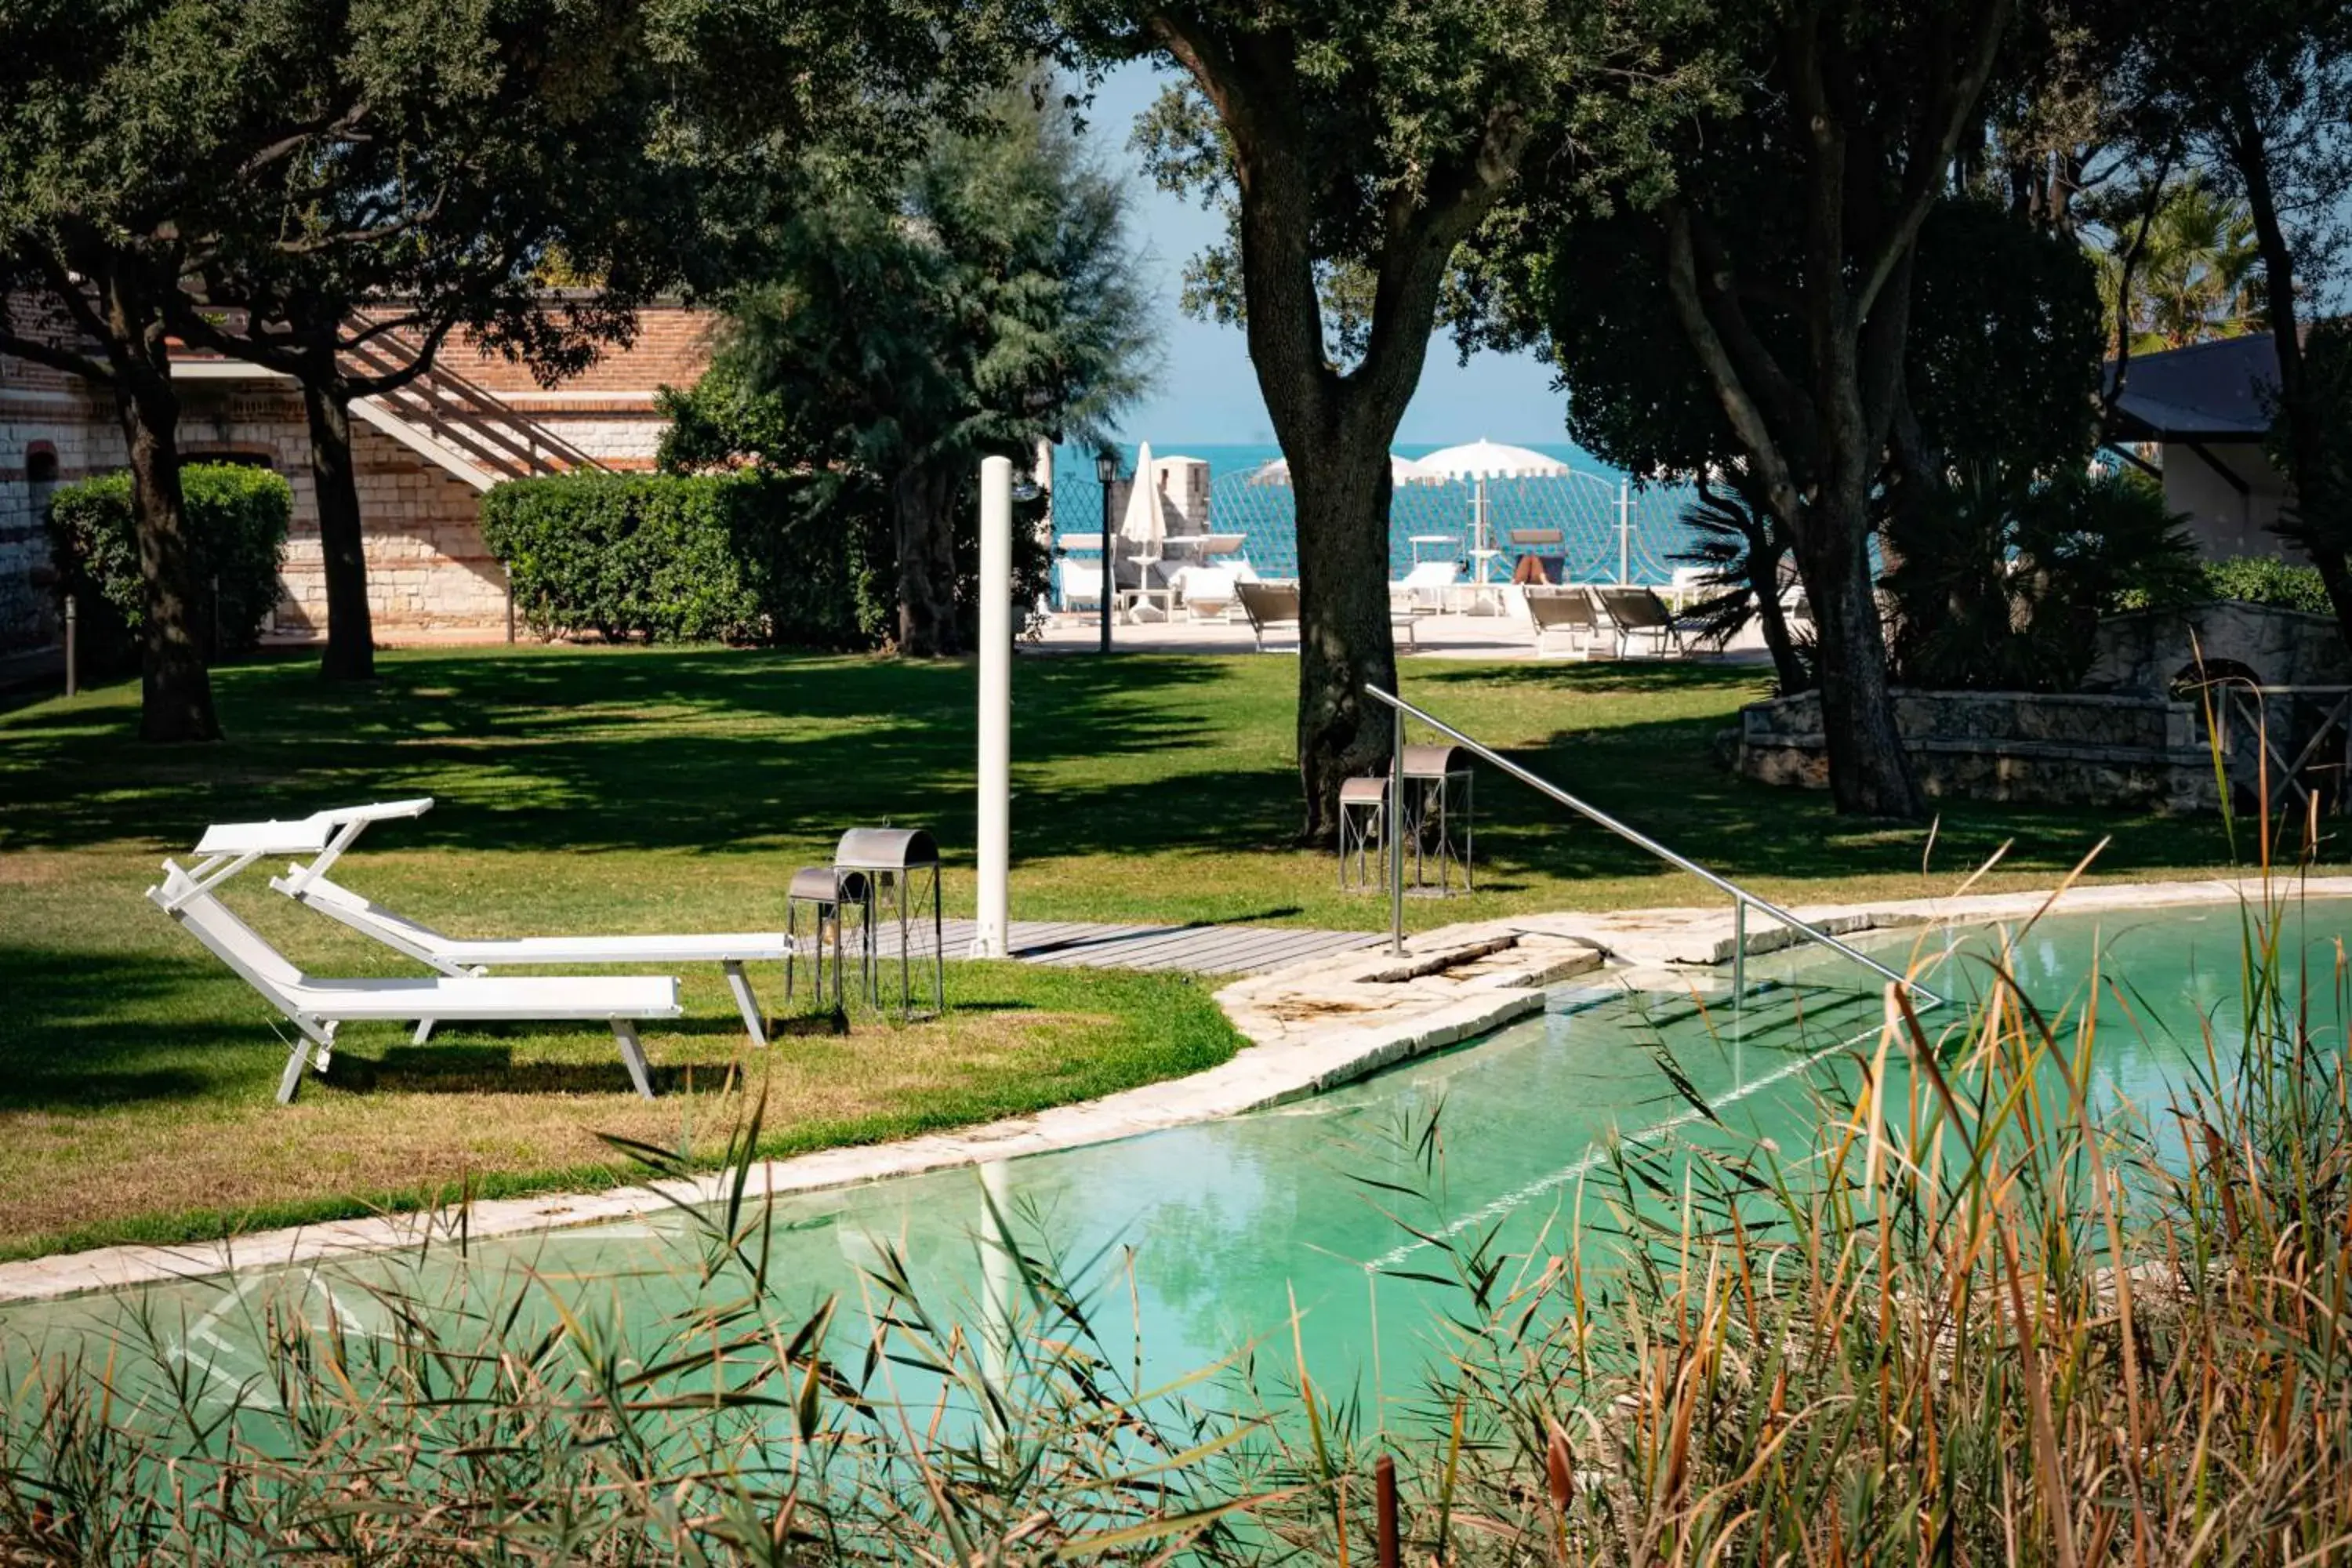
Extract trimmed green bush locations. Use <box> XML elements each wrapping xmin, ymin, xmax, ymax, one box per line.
<box><xmin>480</xmin><ymin>471</ymin><xmax>893</xmax><ymax>647</ymax></box>
<box><xmin>2110</xmin><ymin>555</ymin><xmax>2337</xmax><ymax>615</ymax></box>
<box><xmin>45</xmin><ymin>464</ymin><xmax>292</xmax><ymax>666</ymax></box>
<box><xmin>2195</xmin><ymin>556</ymin><xmax>2335</xmax><ymax>614</ymax></box>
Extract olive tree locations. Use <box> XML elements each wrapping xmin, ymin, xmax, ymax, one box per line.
<box><xmin>1065</xmin><ymin>0</ymin><xmax>1711</xmax><ymax>840</ymax></box>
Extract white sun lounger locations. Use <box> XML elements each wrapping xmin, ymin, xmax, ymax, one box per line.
<box><xmin>147</xmin><ymin>858</ymin><xmax>681</xmax><ymax>1103</ymax></box>
<box><xmin>198</xmin><ymin>799</ymin><xmax>789</xmax><ymax>1047</ymax></box>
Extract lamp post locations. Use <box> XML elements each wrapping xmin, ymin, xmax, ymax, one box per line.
<box><xmin>1094</xmin><ymin>451</ymin><xmax>1118</xmax><ymax>654</ymax></box>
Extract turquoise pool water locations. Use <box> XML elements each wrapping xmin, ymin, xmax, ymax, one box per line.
<box><xmin>7</xmin><ymin>895</ymin><xmax>2346</xmax><ymax>1409</ymax></box>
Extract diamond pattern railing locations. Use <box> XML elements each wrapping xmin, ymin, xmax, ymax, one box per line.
<box><xmin>1049</xmin><ymin>462</ymin><xmax>1706</xmax><ymax>608</ymax></box>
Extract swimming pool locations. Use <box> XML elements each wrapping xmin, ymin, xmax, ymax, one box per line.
<box><xmin>6</xmin><ymin>894</ymin><xmax>2344</xmax><ymax>1411</ymax></box>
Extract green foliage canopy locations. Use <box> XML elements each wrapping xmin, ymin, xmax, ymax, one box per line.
<box><xmin>675</xmin><ymin>81</ymin><xmax>1152</xmax><ymax>655</ymax></box>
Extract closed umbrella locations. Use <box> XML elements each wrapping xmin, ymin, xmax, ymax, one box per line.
<box><xmin>1118</xmin><ymin>442</ymin><xmax>1166</xmax><ymax>619</ymax></box>
<box><xmin>1414</xmin><ymin>441</ymin><xmax>1570</xmax><ymax>586</ymax></box>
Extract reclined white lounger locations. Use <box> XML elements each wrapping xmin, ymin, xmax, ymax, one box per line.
<box><xmin>202</xmin><ymin>799</ymin><xmax>789</xmax><ymax>1047</ymax></box>
<box><xmin>147</xmin><ymin>858</ymin><xmax>681</xmax><ymax>1103</ymax></box>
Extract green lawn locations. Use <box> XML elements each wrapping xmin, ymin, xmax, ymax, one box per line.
<box><xmin>0</xmin><ymin>644</ymin><xmax>2259</xmax><ymax>1258</ymax></box>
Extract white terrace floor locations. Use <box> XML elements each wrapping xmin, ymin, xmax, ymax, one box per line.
<box><xmin>1027</xmin><ymin>606</ymin><xmax>1777</xmax><ymax>662</ymax></box>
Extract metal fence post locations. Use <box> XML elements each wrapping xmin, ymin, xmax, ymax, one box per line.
<box><xmin>1733</xmin><ymin>897</ymin><xmax>1747</xmax><ymax>1002</ymax></box>
<box><xmin>63</xmin><ymin>594</ymin><xmax>77</xmax><ymax>699</ymax></box>
<box><xmin>1617</xmin><ymin>481</ymin><xmax>1632</xmax><ymax>584</ymax></box>
<box><xmin>1389</xmin><ymin>703</ymin><xmax>1406</xmax><ymax>956</ymax></box>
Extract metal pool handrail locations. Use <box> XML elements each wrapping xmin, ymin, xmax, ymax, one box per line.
<box><xmin>1362</xmin><ymin>684</ymin><xmax>1943</xmax><ymax>1007</ymax></box>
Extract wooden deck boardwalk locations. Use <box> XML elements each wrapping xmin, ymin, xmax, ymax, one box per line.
<box><xmin>869</xmin><ymin>917</ymin><xmax>1381</xmax><ymax>976</ymax></box>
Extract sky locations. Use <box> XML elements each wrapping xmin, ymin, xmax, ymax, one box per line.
<box><xmin>1083</xmin><ymin>61</ymin><xmax>1571</xmax><ymax>448</ymax></box>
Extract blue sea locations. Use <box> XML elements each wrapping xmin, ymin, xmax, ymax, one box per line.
<box><xmin>1048</xmin><ymin>441</ymin><xmax>1704</xmax><ymax>593</ymax></box>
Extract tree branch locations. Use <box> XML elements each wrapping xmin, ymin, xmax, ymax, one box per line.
<box><xmin>1145</xmin><ymin>9</ymin><xmax>1331</xmax><ymax>435</ymax></box>
<box><xmin>1855</xmin><ymin>0</ymin><xmax>2016</xmax><ymax>318</ymax></box>
<box><xmin>1664</xmin><ymin>203</ymin><xmax>1805</xmax><ymax>527</ymax></box>
<box><xmin>2098</xmin><ymin>147</ymin><xmax>2176</xmax><ymax>435</ymax></box>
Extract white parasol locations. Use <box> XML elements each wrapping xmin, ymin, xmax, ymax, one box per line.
<box><xmin>1413</xmin><ymin>441</ymin><xmax>1571</xmax><ymax>585</ymax></box>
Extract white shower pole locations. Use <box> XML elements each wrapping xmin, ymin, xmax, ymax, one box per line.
<box><xmin>973</xmin><ymin>456</ymin><xmax>1013</xmax><ymax>960</ymax></box>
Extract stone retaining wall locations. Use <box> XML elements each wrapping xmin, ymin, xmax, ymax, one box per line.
<box><xmin>1735</xmin><ymin>688</ymin><xmax>2218</xmax><ymax>811</ymax></box>
<box><xmin>2086</xmin><ymin>601</ymin><xmax>2351</xmax><ymax>695</ymax></box>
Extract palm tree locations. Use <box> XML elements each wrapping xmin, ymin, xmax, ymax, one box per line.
<box><xmin>2097</xmin><ymin>177</ymin><xmax>2263</xmax><ymax>354</ymax></box>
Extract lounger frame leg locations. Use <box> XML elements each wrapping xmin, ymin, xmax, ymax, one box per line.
<box><xmin>278</xmin><ymin>1019</ymin><xmax>335</xmax><ymax>1104</ymax></box>
<box><xmin>412</xmin><ymin>1018</ymin><xmax>436</xmax><ymax>1045</ymax></box>
<box><xmin>613</xmin><ymin>1021</ymin><xmax>655</xmax><ymax>1099</ymax></box>
<box><xmin>277</xmin><ymin>1035</ymin><xmax>311</xmax><ymax>1104</ymax></box>
<box><xmin>723</xmin><ymin>960</ymin><xmax>768</xmax><ymax>1047</ymax></box>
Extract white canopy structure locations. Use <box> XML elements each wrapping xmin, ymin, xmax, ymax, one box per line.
<box><xmin>1414</xmin><ymin>441</ymin><xmax>1572</xmax><ymax>587</ymax></box>
<box><xmin>1247</xmin><ymin>452</ymin><xmax>1440</xmax><ymax>488</ymax></box>
<box><xmin>1414</xmin><ymin>439</ymin><xmax>1570</xmax><ymax>480</ymax></box>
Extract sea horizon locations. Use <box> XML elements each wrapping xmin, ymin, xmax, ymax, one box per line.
<box><xmin>1048</xmin><ymin>440</ymin><xmax>1705</xmax><ymax>588</ymax></box>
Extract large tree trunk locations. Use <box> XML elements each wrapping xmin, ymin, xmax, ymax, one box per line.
<box><xmin>2230</xmin><ymin>105</ymin><xmax>2352</xmax><ymax>654</ymax></box>
<box><xmin>115</xmin><ymin>364</ymin><xmax>219</xmax><ymax>743</ymax></box>
<box><xmin>303</xmin><ymin>379</ymin><xmax>376</xmax><ymax>681</ymax></box>
<box><xmin>1290</xmin><ymin>437</ymin><xmax>1401</xmax><ymax>843</ymax></box>
<box><xmin>891</xmin><ymin>463</ymin><xmax>962</xmax><ymax>656</ymax></box>
<box><xmin>1793</xmin><ymin>505</ymin><xmax>1918</xmax><ymax>816</ymax></box>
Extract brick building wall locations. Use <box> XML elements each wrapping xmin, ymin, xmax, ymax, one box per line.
<box><xmin>0</xmin><ymin>300</ymin><xmax>122</xmax><ymax>649</ymax></box>
<box><xmin>0</xmin><ymin>301</ymin><xmax>710</xmax><ymax>649</ymax></box>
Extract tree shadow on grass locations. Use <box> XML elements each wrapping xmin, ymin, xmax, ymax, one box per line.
<box><xmin>0</xmin><ymin>648</ymin><xmax>1272</xmax><ymax>858</ymax></box>
<box><xmin>0</xmin><ymin>946</ymin><xmax>262</xmax><ymax>1110</ymax></box>
<box><xmin>1413</xmin><ymin>658</ymin><xmax>1772</xmax><ymax>697</ymax></box>
<box><xmin>2</xmin><ymin>645</ymin><xmax>2252</xmax><ymax>901</ymax></box>
<box><xmin>1436</xmin><ymin>706</ymin><xmax>2243</xmax><ymax>893</ymax></box>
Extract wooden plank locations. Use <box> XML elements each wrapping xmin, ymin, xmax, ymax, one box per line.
<box><xmin>1228</xmin><ymin>933</ymin><xmax>1374</xmax><ymax>972</ymax></box>
<box><xmin>1171</xmin><ymin>927</ymin><xmax>1366</xmax><ymax>974</ymax></box>
<box><xmin>1015</xmin><ymin>925</ymin><xmax>1182</xmax><ymax>964</ymax></box>
<box><xmin>1112</xmin><ymin>925</ymin><xmax>1309</xmax><ymax>972</ymax></box>
<box><xmin>1004</xmin><ymin>922</ymin><xmax>1115</xmax><ymax>956</ymax></box>
<box><xmin>1030</xmin><ymin>924</ymin><xmax>1225</xmax><ymax>966</ymax></box>
<box><xmin>855</xmin><ymin>915</ymin><xmax>1383</xmax><ymax>976</ymax></box>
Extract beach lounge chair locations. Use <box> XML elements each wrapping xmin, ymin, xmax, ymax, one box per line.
<box><xmin>1591</xmin><ymin>586</ymin><xmax>1701</xmax><ymax>657</ymax></box>
<box><xmin>233</xmin><ymin>800</ymin><xmax>788</xmax><ymax>1047</ymax></box>
<box><xmin>1524</xmin><ymin>586</ymin><xmax>1599</xmax><ymax>657</ymax></box>
<box><xmin>1054</xmin><ymin>555</ymin><xmax>1105</xmax><ymax>612</ymax></box>
<box><xmin>147</xmin><ymin>858</ymin><xmax>681</xmax><ymax>1103</ymax></box>
<box><xmin>1177</xmin><ymin>565</ymin><xmax>1238</xmax><ymax>621</ymax></box>
<box><xmin>1236</xmin><ymin>580</ymin><xmax>1301</xmax><ymax>652</ymax></box>
<box><xmin>1391</xmin><ymin>561</ymin><xmax>1459</xmax><ymax>615</ymax></box>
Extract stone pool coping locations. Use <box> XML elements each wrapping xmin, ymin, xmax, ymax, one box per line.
<box><xmin>2</xmin><ymin>873</ymin><xmax>2341</xmax><ymax>1305</ymax></box>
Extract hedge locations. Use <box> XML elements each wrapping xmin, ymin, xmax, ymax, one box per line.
<box><xmin>481</xmin><ymin>471</ymin><xmax>895</xmax><ymax>647</ymax></box>
<box><xmin>45</xmin><ymin>465</ymin><xmax>292</xmax><ymax>666</ymax></box>
<box><xmin>2194</xmin><ymin>557</ymin><xmax>2335</xmax><ymax>615</ymax></box>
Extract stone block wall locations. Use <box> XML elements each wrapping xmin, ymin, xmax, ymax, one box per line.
<box><xmin>272</xmin><ymin>420</ymin><xmax>506</xmax><ymax>636</ymax></box>
<box><xmin>1736</xmin><ymin>688</ymin><xmax>2218</xmax><ymax>811</ymax></box>
<box><xmin>0</xmin><ymin>366</ymin><xmax>122</xmax><ymax>652</ymax></box>
<box><xmin>2085</xmin><ymin>601</ymin><xmax>2352</xmax><ymax>695</ymax></box>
